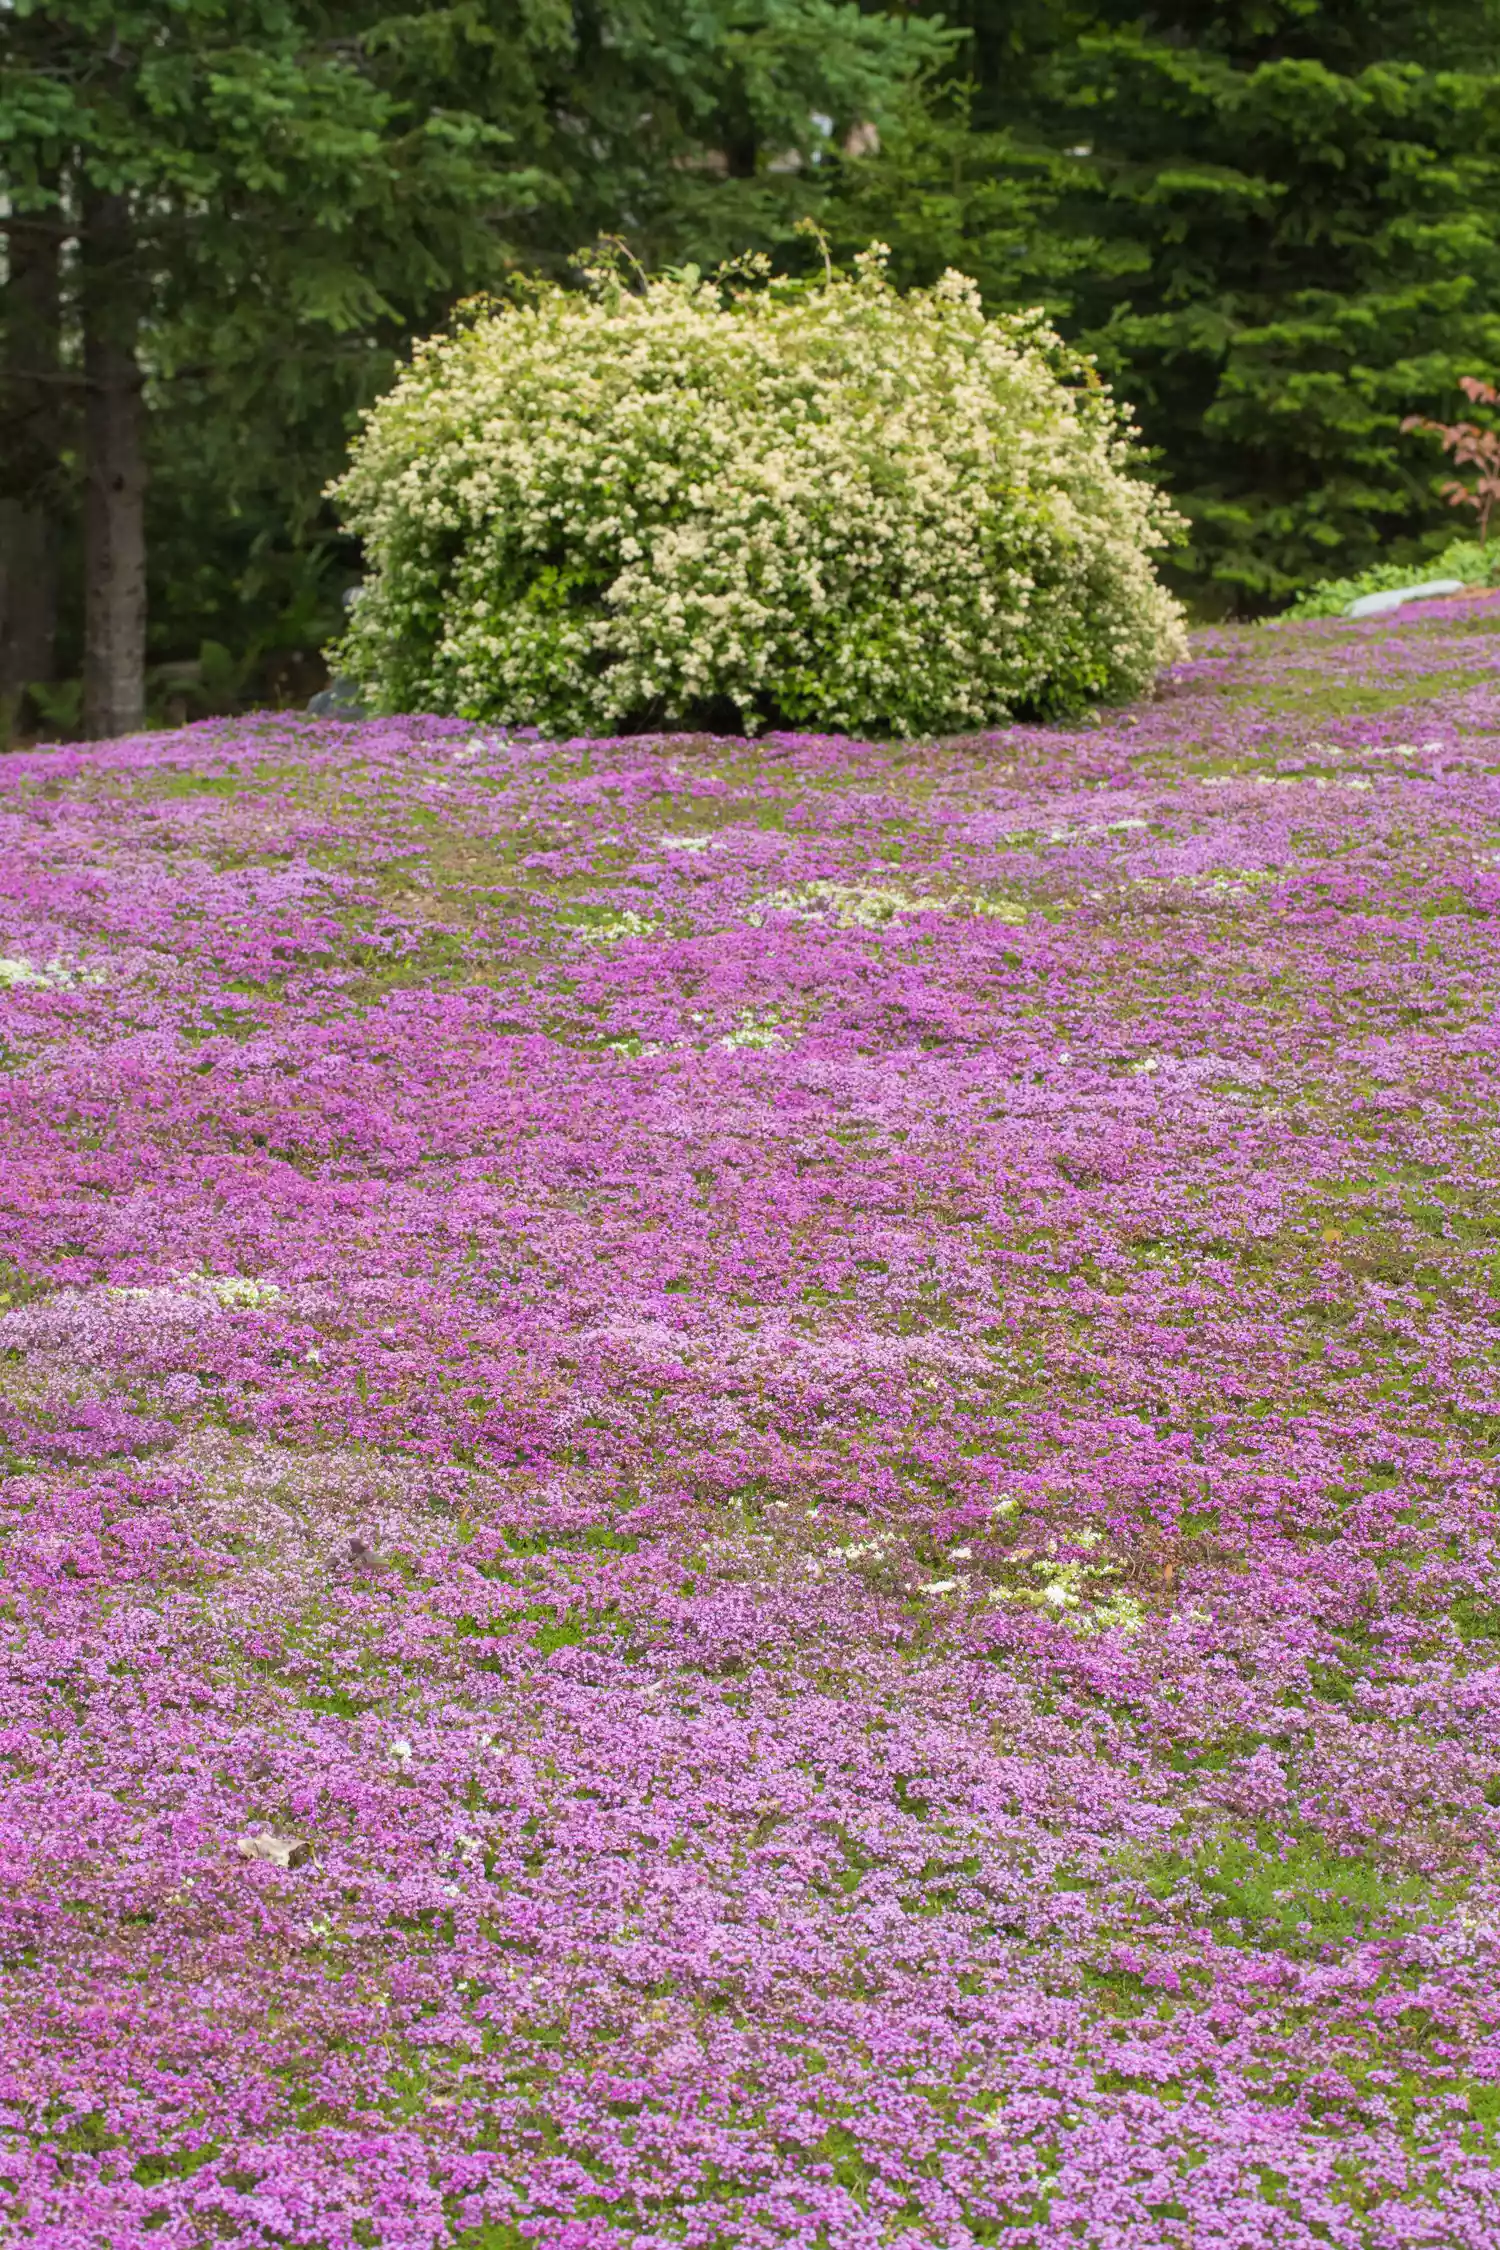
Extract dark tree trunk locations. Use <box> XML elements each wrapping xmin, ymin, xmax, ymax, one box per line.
<box><xmin>723</xmin><ymin>123</ymin><xmax>759</xmax><ymax>178</ymax></box>
<box><xmin>722</xmin><ymin>70</ymin><xmax>759</xmax><ymax>179</ymax></box>
<box><xmin>81</xmin><ymin>190</ymin><xmax>146</xmax><ymax>739</ymax></box>
<box><xmin>0</xmin><ymin>205</ymin><xmax>63</xmax><ymax>728</ymax></box>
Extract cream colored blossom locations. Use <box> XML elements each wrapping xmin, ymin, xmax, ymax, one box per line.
<box><xmin>330</xmin><ymin>256</ymin><xmax>1186</xmax><ymax>736</ymax></box>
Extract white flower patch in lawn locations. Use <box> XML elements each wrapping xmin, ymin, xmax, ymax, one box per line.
<box><xmin>106</xmin><ymin>1273</ymin><xmax>284</xmax><ymax>1310</ymax></box>
<box><xmin>749</xmin><ymin>881</ymin><xmax>1028</xmax><ymax>929</ymax></box>
<box><xmin>806</xmin><ymin>1533</ymin><xmax>916</xmax><ymax>1587</ymax></box>
<box><xmin>659</xmin><ymin>835</ymin><xmax>724</xmax><ymax>855</ymax></box>
<box><xmin>0</xmin><ymin>954</ymin><xmax>108</xmax><ymax>991</ymax></box>
<box><xmin>1195</xmin><ymin>869</ymin><xmax>1275</xmax><ymax>894</ymax></box>
<box><xmin>1205</xmin><ymin>773</ymin><xmax>1374</xmax><ymax>791</ymax></box>
<box><xmin>718</xmin><ymin>1012</ymin><xmax>786</xmax><ymax>1051</ymax></box>
<box><xmin>1084</xmin><ymin>1593</ymin><xmax>1146</xmax><ymax>1636</ymax></box>
<box><xmin>568</xmin><ymin>910</ymin><xmax>661</xmax><ymax>944</ymax></box>
<box><xmin>835</xmin><ymin>1539</ymin><xmax>890</xmax><ymax>1564</ymax></box>
<box><xmin>0</xmin><ymin>1273</ymin><xmax>293</xmax><ymax>1370</ymax></box>
<box><xmin>988</xmin><ymin>1533</ymin><xmax>1147</xmax><ymax>1636</ymax></box>
<box><xmin>1199</xmin><ymin>774</ymin><xmax>1302</xmax><ymax>789</ymax></box>
<box><xmin>1120</xmin><ymin>868</ymin><xmax>1273</xmax><ymax>902</ymax></box>
<box><xmin>748</xmin><ymin>883</ymin><xmax>916</xmax><ymax>928</ymax></box>
<box><xmin>204</xmin><ymin>1275</ymin><xmax>284</xmax><ymax>1309</ymax></box>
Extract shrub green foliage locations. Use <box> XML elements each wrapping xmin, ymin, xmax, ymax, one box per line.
<box><xmin>1284</xmin><ymin>536</ymin><xmax>1500</xmax><ymax>619</ymax></box>
<box><xmin>330</xmin><ymin>254</ymin><xmax>1186</xmax><ymax>737</ymax></box>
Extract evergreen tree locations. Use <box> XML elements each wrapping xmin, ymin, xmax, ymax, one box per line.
<box><xmin>0</xmin><ymin>1</ymin><xmax>557</xmax><ymax>734</ymax></box>
<box><xmin>12</xmin><ymin>0</ymin><xmax>1493</xmax><ymax>712</ymax></box>
<box><xmin>872</xmin><ymin>0</ymin><xmax>1500</xmax><ymax>605</ymax></box>
<box><xmin>1</xmin><ymin>2</ymin><xmax>948</xmax><ymax>734</ymax></box>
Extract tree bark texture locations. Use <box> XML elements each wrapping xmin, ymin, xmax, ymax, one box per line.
<box><xmin>81</xmin><ymin>190</ymin><xmax>147</xmax><ymax>739</ymax></box>
<box><xmin>0</xmin><ymin>205</ymin><xmax>63</xmax><ymax>724</ymax></box>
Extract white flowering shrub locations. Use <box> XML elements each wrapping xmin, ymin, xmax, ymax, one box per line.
<box><xmin>329</xmin><ymin>250</ymin><xmax>1186</xmax><ymax>736</ymax></box>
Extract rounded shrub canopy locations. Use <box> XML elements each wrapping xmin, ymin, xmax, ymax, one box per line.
<box><xmin>330</xmin><ymin>249</ymin><xmax>1187</xmax><ymax>737</ymax></box>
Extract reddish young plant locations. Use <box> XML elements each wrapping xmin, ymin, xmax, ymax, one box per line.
<box><xmin>1402</xmin><ymin>374</ymin><xmax>1500</xmax><ymax>542</ymax></box>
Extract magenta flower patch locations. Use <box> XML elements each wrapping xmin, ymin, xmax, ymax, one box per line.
<box><xmin>5</xmin><ymin>596</ymin><xmax>1500</xmax><ymax>2247</ymax></box>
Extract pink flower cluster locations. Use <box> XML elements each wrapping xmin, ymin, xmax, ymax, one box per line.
<box><xmin>4</xmin><ymin>594</ymin><xmax>1500</xmax><ymax>2248</ymax></box>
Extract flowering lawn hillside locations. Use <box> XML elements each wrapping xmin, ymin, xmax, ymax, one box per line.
<box><xmin>6</xmin><ymin>593</ymin><xmax>1500</xmax><ymax>2250</ymax></box>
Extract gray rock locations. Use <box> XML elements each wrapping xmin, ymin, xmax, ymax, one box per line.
<box><xmin>307</xmin><ymin>676</ymin><xmax>367</xmax><ymax>719</ymax></box>
<box><xmin>1346</xmin><ymin>578</ymin><xmax>1467</xmax><ymax>619</ymax></box>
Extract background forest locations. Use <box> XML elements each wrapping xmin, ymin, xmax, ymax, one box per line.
<box><xmin>3</xmin><ymin>0</ymin><xmax>1500</xmax><ymax>736</ymax></box>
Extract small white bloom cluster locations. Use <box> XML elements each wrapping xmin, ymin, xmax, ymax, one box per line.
<box><xmin>329</xmin><ymin>249</ymin><xmax>1187</xmax><ymax>737</ymax></box>
<box><xmin>748</xmin><ymin>880</ymin><xmax>1030</xmax><ymax>927</ymax></box>
<box><xmin>0</xmin><ymin>954</ymin><xmax>105</xmax><ymax>990</ymax></box>
<box><xmin>104</xmin><ymin>1273</ymin><xmax>283</xmax><ymax>1310</ymax></box>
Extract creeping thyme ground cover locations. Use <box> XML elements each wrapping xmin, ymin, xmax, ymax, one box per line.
<box><xmin>5</xmin><ymin>593</ymin><xmax>1500</xmax><ymax>2249</ymax></box>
